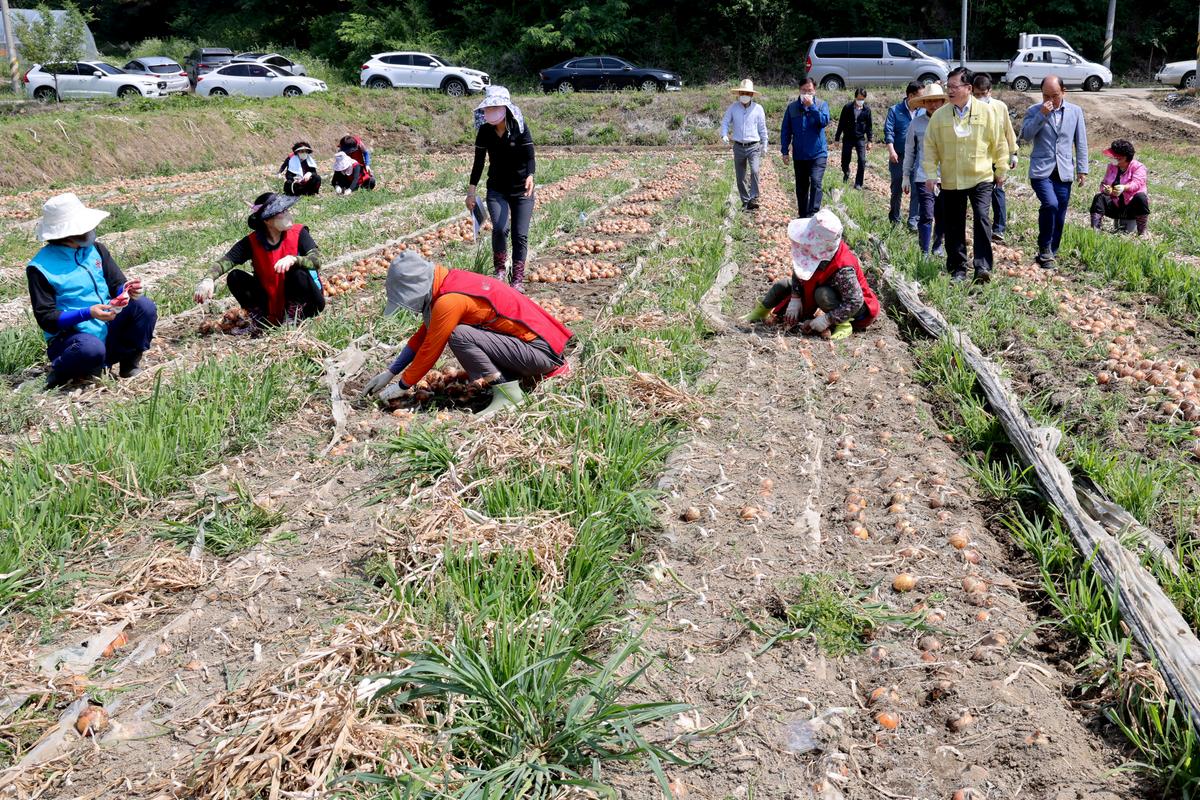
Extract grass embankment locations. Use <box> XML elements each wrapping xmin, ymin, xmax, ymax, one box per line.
<box><xmin>837</xmin><ymin>185</ymin><xmax>1200</xmax><ymax>793</ymax></box>
<box><xmin>340</xmin><ymin>170</ymin><xmax>733</xmax><ymax>797</ymax></box>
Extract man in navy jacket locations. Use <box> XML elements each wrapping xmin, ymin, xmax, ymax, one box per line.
<box><xmin>780</xmin><ymin>76</ymin><xmax>831</xmax><ymax>217</ymax></box>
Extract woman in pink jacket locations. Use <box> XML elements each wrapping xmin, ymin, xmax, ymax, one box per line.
<box><xmin>1090</xmin><ymin>139</ymin><xmax>1150</xmax><ymax>236</ymax></box>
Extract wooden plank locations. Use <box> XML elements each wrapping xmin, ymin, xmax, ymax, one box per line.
<box><xmin>874</xmin><ymin>246</ymin><xmax>1200</xmax><ymax>730</ymax></box>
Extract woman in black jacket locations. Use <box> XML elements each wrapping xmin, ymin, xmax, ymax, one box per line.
<box><xmin>280</xmin><ymin>141</ymin><xmax>321</xmax><ymax>196</ymax></box>
<box><xmin>835</xmin><ymin>88</ymin><xmax>873</xmax><ymax>190</ymax></box>
<box><xmin>466</xmin><ymin>85</ymin><xmax>535</xmax><ymax>293</ymax></box>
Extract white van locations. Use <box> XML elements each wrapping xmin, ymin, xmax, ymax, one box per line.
<box><xmin>804</xmin><ymin>38</ymin><xmax>949</xmax><ymax>90</ymax></box>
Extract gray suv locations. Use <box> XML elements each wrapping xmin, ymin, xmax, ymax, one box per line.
<box><xmin>804</xmin><ymin>38</ymin><xmax>948</xmax><ymax>90</ymax></box>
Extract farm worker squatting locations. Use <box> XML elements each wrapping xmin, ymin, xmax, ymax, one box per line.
<box><xmin>468</xmin><ymin>86</ymin><xmax>536</xmax><ymax>293</ymax></box>
<box><xmin>361</xmin><ymin>252</ymin><xmax>572</xmax><ymax>415</ymax></box>
<box><xmin>742</xmin><ymin>209</ymin><xmax>879</xmax><ymax>339</ymax></box>
<box><xmin>721</xmin><ymin>78</ymin><xmax>768</xmax><ymax>211</ymax></box>
<box><xmin>27</xmin><ymin>193</ymin><xmax>157</xmax><ymax>390</ymax></box>
<box><xmin>193</xmin><ymin>192</ymin><xmax>325</xmax><ymax>329</ymax></box>
<box><xmin>280</xmin><ymin>141</ymin><xmax>321</xmax><ymax>196</ymax></box>
<box><xmin>333</xmin><ymin>134</ymin><xmax>376</xmax><ymax>194</ymax></box>
<box><xmin>1090</xmin><ymin>138</ymin><xmax>1150</xmax><ymax>236</ymax></box>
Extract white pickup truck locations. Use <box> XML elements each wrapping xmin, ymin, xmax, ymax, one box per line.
<box><xmin>962</xmin><ymin>33</ymin><xmax>1078</xmax><ymax>81</ymax></box>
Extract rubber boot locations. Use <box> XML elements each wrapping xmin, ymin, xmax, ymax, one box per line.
<box><xmin>1090</xmin><ymin>212</ymin><xmax>1103</xmax><ymax>230</ymax></box>
<box><xmin>830</xmin><ymin>322</ymin><xmax>853</xmax><ymax>341</ymax></box>
<box><xmin>478</xmin><ymin>380</ymin><xmax>524</xmax><ymax>417</ymax></box>
<box><xmin>1136</xmin><ymin>215</ymin><xmax>1149</xmax><ymax>236</ymax></box>
<box><xmin>44</xmin><ymin>370</ymin><xmax>69</xmax><ymax>390</ymax></box>
<box><xmin>118</xmin><ymin>353</ymin><xmax>144</xmax><ymax>379</ymax></box>
<box><xmin>511</xmin><ymin>260</ymin><xmax>526</xmax><ymax>294</ymax></box>
<box><xmin>492</xmin><ymin>251</ymin><xmax>508</xmax><ymax>282</ymax></box>
<box><xmin>741</xmin><ymin>304</ymin><xmax>770</xmax><ymax>323</ymax></box>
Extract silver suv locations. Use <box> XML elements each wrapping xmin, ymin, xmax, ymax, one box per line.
<box><xmin>805</xmin><ymin>38</ymin><xmax>948</xmax><ymax>90</ymax></box>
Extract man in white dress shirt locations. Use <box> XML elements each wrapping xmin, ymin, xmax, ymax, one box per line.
<box><xmin>721</xmin><ymin>79</ymin><xmax>769</xmax><ymax>211</ymax></box>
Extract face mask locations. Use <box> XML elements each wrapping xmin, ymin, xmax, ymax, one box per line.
<box><xmin>739</xmin><ymin>95</ymin><xmax>752</xmax><ymax>105</ymax></box>
<box><xmin>72</xmin><ymin>230</ymin><xmax>97</xmax><ymax>248</ymax></box>
<box><xmin>854</xmin><ymin>100</ymin><xmax>864</xmax><ymax>108</ymax></box>
<box><xmin>1109</xmin><ymin>159</ymin><xmax>1120</xmax><ymax>166</ymax></box>
<box><xmin>270</xmin><ymin>212</ymin><xmax>293</xmax><ymax>232</ymax></box>
<box><xmin>295</xmin><ymin>151</ymin><xmax>311</xmax><ymax>160</ymax></box>
<box><xmin>801</xmin><ymin>93</ymin><xmax>814</xmax><ymax>103</ymax></box>
<box><xmin>977</xmin><ymin>95</ymin><xmax>991</xmax><ymax>103</ymax></box>
<box><xmin>484</xmin><ymin>107</ymin><xmax>506</xmax><ymax>125</ymax></box>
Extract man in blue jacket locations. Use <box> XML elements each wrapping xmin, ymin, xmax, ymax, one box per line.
<box><xmin>884</xmin><ymin>82</ymin><xmax>923</xmax><ymax>229</ymax></box>
<box><xmin>780</xmin><ymin>76</ymin><xmax>831</xmax><ymax>217</ymax></box>
<box><xmin>1020</xmin><ymin>74</ymin><xmax>1088</xmax><ymax>269</ymax></box>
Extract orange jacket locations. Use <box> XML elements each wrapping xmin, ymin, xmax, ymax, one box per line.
<box><xmin>402</xmin><ymin>265</ymin><xmax>535</xmax><ymax>386</ymax></box>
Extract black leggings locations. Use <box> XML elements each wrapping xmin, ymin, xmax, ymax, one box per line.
<box><xmin>1090</xmin><ymin>191</ymin><xmax>1150</xmax><ymax>220</ymax></box>
<box><xmin>227</xmin><ymin>268</ymin><xmax>325</xmax><ymax>321</ymax></box>
<box><xmin>332</xmin><ymin>166</ymin><xmax>375</xmax><ymax>192</ymax></box>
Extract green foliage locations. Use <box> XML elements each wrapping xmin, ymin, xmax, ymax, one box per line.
<box><xmin>12</xmin><ymin>3</ymin><xmax>92</xmax><ymax>69</ymax></box>
<box><xmin>156</xmin><ymin>483</ymin><xmax>287</xmax><ymax>556</ymax></box>
<box><xmin>772</xmin><ymin>574</ymin><xmax>927</xmax><ymax>656</ymax></box>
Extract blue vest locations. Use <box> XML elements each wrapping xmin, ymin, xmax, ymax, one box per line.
<box><xmin>29</xmin><ymin>244</ymin><xmax>110</xmax><ymax>341</ymax></box>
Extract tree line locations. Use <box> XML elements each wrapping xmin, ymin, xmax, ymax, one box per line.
<box><xmin>21</xmin><ymin>0</ymin><xmax>1199</xmax><ymax>82</ymax></box>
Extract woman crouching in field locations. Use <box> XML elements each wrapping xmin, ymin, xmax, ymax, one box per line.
<box><xmin>193</xmin><ymin>192</ymin><xmax>325</xmax><ymax>330</ymax></box>
<box><xmin>743</xmin><ymin>209</ymin><xmax>879</xmax><ymax>339</ymax></box>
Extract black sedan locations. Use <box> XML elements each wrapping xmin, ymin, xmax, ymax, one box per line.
<box><xmin>539</xmin><ymin>56</ymin><xmax>682</xmax><ymax>93</ymax></box>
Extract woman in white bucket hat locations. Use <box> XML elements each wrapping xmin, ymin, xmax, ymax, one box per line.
<box><xmin>26</xmin><ymin>193</ymin><xmax>156</xmax><ymax>389</ymax></box>
<box><xmin>742</xmin><ymin>209</ymin><xmax>879</xmax><ymax>339</ymax></box>
<box><xmin>467</xmin><ymin>85</ymin><xmax>536</xmax><ymax>292</ymax></box>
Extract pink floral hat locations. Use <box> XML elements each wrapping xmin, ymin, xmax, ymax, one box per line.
<box><xmin>787</xmin><ymin>209</ymin><xmax>843</xmax><ymax>280</ymax></box>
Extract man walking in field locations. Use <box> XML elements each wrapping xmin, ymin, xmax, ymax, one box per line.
<box><xmin>971</xmin><ymin>74</ymin><xmax>1017</xmax><ymax>243</ymax></box>
<box><xmin>721</xmin><ymin>79</ymin><xmax>768</xmax><ymax>211</ymax></box>
<box><xmin>922</xmin><ymin>67</ymin><xmax>1009</xmax><ymax>283</ymax></box>
<box><xmin>884</xmin><ymin>81</ymin><xmax>924</xmax><ymax>230</ymax></box>
<box><xmin>1021</xmin><ymin>74</ymin><xmax>1088</xmax><ymax>268</ymax></box>
<box><xmin>781</xmin><ymin>76</ymin><xmax>831</xmax><ymax>217</ymax></box>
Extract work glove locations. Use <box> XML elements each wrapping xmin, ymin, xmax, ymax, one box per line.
<box><xmin>806</xmin><ymin>314</ymin><xmax>832</xmax><ymax>335</ymax></box>
<box><xmin>194</xmin><ymin>277</ymin><xmax>215</xmax><ymax>304</ymax></box>
<box><xmin>722</xmin><ymin>135</ymin><xmax>729</xmax><ymax>144</ymax></box>
<box><xmin>361</xmin><ymin>370</ymin><xmax>395</xmax><ymax>397</ymax></box>
<box><xmin>784</xmin><ymin>297</ymin><xmax>803</xmax><ymax>326</ymax></box>
<box><xmin>1009</xmin><ymin>154</ymin><xmax>1018</xmax><ymax>170</ymax></box>
<box><xmin>378</xmin><ymin>381</ymin><xmax>409</xmax><ymax>403</ymax></box>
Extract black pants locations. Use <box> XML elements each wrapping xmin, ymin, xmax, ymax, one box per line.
<box><xmin>940</xmin><ymin>181</ymin><xmax>994</xmax><ymax>275</ymax></box>
<box><xmin>792</xmin><ymin>156</ymin><xmax>827</xmax><ymax>217</ymax></box>
<box><xmin>1090</xmin><ymin>191</ymin><xmax>1150</xmax><ymax>220</ymax></box>
<box><xmin>486</xmin><ymin>189</ymin><xmax>534</xmax><ymax>263</ymax></box>
<box><xmin>333</xmin><ymin>166</ymin><xmax>375</xmax><ymax>192</ymax></box>
<box><xmin>227</xmin><ymin>268</ymin><xmax>325</xmax><ymax>322</ymax></box>
<box><xmin>284</xmin><ymin>174</ymin><xmax>321</xmax><ymax>196</ymax></box>
<box><xmin>840</xmin><ymin>139</ymin><xmax>866</xmax><ymax>188</ymax></box>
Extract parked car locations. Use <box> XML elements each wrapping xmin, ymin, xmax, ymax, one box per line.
<box><xmin>804</xmin><ymin>38</ymin><xmax>948</xmax><ymax>90</ymax></box>
<box><xmin>196</xmin><ymin>63</ymin><xmax>327</xmax><ymax>97</ymax></box>
<box><xmin>184</xmin><ymin>47</ymin><xmax>234</xmax><ymax>84</ymax></box>
<box><xmin>539</xmin><ymin>56</ymin><xmax>681</xmax><ymax>93</ymax></box>
<box><xmin>23</xmin><ymin>61</ymin><xmax>167</xmax><ymax>101</ymax></box>
<box><xmin>359</xmin><ymin>52</ymin><xmax>489</xmax><ymax>96</ymax></box>
<box><xmin>232</xmin><ymin>52</ymin><xmax>306</xmax><ymax>76</ymax></box>
<box><xmin>960</xmin><ymin>32</ymin><xmax>1081</xmax><ymax>80</ymax></box>
<box><xmin>1155</xmin><ymin>59</ymin><xmax>1197</xmax><ymax>89</ymax></box>
<box><xmin>122</xmin><ymin>56</ymin><xmax>190</xmax><ymax>94</ymax></box>
<box><xmin>1004</xmin><ymin>47</ymin><xmax>1111</xmax><ymax>92</ymax></box>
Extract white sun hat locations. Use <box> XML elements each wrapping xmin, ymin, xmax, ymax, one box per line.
<box><xmin>332</xmin><ymin>151</ymin><xmax>355</xmax><ymax>172</ymax></box>
<box><xmin>787</xmin><ymin>209</ymin><xmax>844</xmax><ymax>281</ymax></box>
<box><xmin>35</xmin><ymin>193</ymin><xmax>109</xmax><ymax>242</ymax></box>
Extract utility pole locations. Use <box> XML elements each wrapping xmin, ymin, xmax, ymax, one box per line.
<box><xmin>0</xmin><ymin>0</ymin><xmax>17</xmax><ymax>95</ymax></box>
<box><xmin>1103</xmin><ymin>0</ymin><xmax>1116</xmax><ymax>69</ymax></box>
<box><xmin>960</xmin><ymin>0</ymin><xmax>968</xmax><ymax>67</ymax></box>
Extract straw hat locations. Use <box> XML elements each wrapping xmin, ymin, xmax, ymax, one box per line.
<box><xmin>913</xmin><ymin>83</ymin><xmax>947</xmax><ymax>108</ymax></box>
<box><xmin>787</xmin><ymin>209</ymin><xmax>843</xmax><ymax>281</ymax></box>
<box><xmin>35</xmin><ymin>193</ymin><xmax>109</xmax><ymax>242</ymax></box>
<box><xmin>730</xmin><ymin>78</ymin><xmax>758</xmax><ymax>95</ymax></box>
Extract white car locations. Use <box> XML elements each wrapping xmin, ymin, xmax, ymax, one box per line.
<box><xmin>1004</xmin><ymin>47</ymin><xmax>1111</xmax><ymax>92</ymax></box>
<box><xmin>23</xmin><ymin>61</ymin><xmax>167</xmax><ymax>101</ymax></box>
<box><xmin>196</xmin><ymin>63</ymin><xmax>327</xmax><ymax>97</ymax></box>
<box><xmin>360</xmin><ymin>52</ymin><xmax>489</xmax><ymax>96</ymax></box>
<box><xmin>232</xmin><ymin>52</ymin><xmax>307</xmax><ymax>76</ymax></box>
<box><xmin>1155</xmin><ymin>59</ymin><xmax>1197</xmax><ymax>90</ymax></box>
<box><xmin>122</xmin><ymin>56</ymin><xmax>190</xmax><ymax>94</ymax></box>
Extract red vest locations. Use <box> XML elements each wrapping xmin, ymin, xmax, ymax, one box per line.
<box><xmin>248</xmin><ymin>225</ymin><xmax>303</xmax><ymax>324</ymax></box>
<box><xmin>773</xmin><ymin>241</ymin><xmax>880</xmax><ymax>330</ymax></box>
<box><xmin>437</xmin><ymin>269</ymin><xmax>573</xmax><ymax>354</ymax></box>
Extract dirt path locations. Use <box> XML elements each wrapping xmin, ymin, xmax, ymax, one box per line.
<box><xmin>618</xmin><ymin>166</ymin><xmax>1141</xmax><ymax>799</ymax></box>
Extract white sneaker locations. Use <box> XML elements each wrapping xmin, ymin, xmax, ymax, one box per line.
<box><xmin>335</xmin><ymin>186</ymin><xmax>344</xmax><ymax>195</ymax></box>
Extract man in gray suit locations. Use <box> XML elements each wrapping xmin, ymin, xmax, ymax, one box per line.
<box><xmin>1021</xmin><ymin>75</ymin><xmax>1088</xmax><ymax>268</ymax></box>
